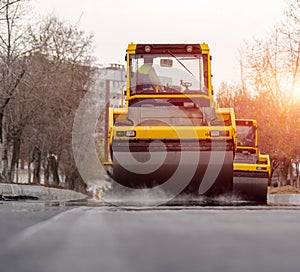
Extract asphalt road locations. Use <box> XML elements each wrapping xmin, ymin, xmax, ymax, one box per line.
<box><xmin>1</xmin><ymin>202</ymin><xmax>300</xmax><ymax>272</ymax></box>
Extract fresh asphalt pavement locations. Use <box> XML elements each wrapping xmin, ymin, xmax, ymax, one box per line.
<box><xmin>1</xmin><ymin>201</ymin><xmax>300</xmax><ymax>272</ymax></box>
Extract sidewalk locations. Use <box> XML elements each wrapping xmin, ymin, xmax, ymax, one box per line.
<box><xmin>0</xmin><ymin>183</ymin><xmax>87</xmax><ymax>201</ymax></box>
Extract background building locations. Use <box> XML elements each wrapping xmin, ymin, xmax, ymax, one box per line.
<box><xmin>97</xmin><ymin>63</ymin><xmax>126</xmax><ymax>108</ymax></box>
<box><xmin>93</xmin><ymin>64</ymin><xmax>126</xmax><ymax>169</ymax></box>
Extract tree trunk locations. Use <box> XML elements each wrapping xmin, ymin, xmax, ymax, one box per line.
<box><xmin>65</xmin><ymin>169</ymin><xmax>86</xmax><ymax>193</ymax></box>
<box><xmin>75</xmin><ymin>178</ymin><xmax>87</xmax><ymax>194</ymax></box>
<box><xmin>15</xmin><ymin>159</ymin><xmax>19</xmax><ymax>183</ymax></box>
<box><xmin>296</xmin><ymin>161</ymin><xmax>300</xmax><ymax>188</ymax></box>
<box><xmin>0</xmin><ymin>110</ymin><xmax>3</xmax><ymax>144</ymax></box>
<box><xmin>1</xmin><ymin>128</ymin><xmax>9</xmax><ymax>182</ymax></box>
<box><xmin>49</xmin><ymin>154</ymin><xmax>59</xmax><ymax>186</ymax></box>
<box><xmin>43</xmin><ymin>158</ymin><xmax>50</xmax><ymax>186</ymax></box>
<box><xmin>278</xmin><ymin>158</ymin><xmax>289</xmax><ymax>187</ymax></box>
<box><xmin>9</xmin><ymin>136</ymin><xmax>21</xmax><ymax>182</ymax></box>
<box><xmin>0</xmin><ymin>110</ymin><xmax>3</xmax><ymax>180</ymax></box>
<box><xmin>32</xmin><ymin>146</ymin><xmax>41</xmax><ymax>184</ymax></box>
<box><xmin>27</xmin><ymin>160</ymin><xmax>31</xmax><ymax>184</ymax></box>
<box><xmin>65</xmin><ymin>170</ymin><xmax>75</xmax><ymax>190</ymax></box>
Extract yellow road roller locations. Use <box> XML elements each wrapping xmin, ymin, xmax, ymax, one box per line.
<box><xmin>106</xmin><ymin>43</ymin><xmax>237</xmax><ymax>200</ymax></box>
<box><xmin>233</xmin><ymin>119</ymin><xmax>270</xmax><ymax>203</ymax></box>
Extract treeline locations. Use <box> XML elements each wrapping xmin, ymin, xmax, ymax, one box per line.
<box><xmin>216</xmin><ymin>0</ymin><xmax>300</xmax><ymax>182</ymax></box>
<box><xmin>0</xmin><ymin>0</ymin><xmax>95</xmax><ymax>192</ymax></box>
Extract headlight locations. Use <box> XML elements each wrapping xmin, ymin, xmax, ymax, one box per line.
<box><xmin>210</xmin><ymin>130</ymin><xmax>220</xmax><ymax>137</ymax></box>
<box><xmin>256</xmin><ymin>166</ymin><xmax>267</xmax><ymax>171</ymax></box>
<box><xmin>144</xmin><ymin>45</ymin><xmax>151</xmax><ymax>53</ymax></box>
<box><xmin>210</xmin><ymin>130</ymin><xmax>230</xmax><ymax>137</ymax></box>
<box><xmin>186</xmin><ymin>45</ymin><xmax>193</xmax><ymax>53</ymax></box>
<box><xmin>116</xmin><ymin>130</ymin><xmax>136</xmax><ymax>137</ymax></box>
<box><xmin>116</xmin><ymin>131</ymin><xmax>125</xmax><ymax>137</ymax></box>
<box><xmin>125</xmin><ymin>130</ymin><xmax>136</xmax><ymax>137</ymax></box>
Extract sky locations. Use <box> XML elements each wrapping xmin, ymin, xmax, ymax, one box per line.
<box><xmin>34</xmin><ymin>0</ymin><xmax>290</xmax><ymax>89</ymax></box>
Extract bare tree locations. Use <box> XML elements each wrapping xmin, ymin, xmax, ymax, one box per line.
<box><xmin>279</xmin><ymin>0</ymin><xmax>300</xmax><ymax>103</ymax></box>
<box><xmin>0</xmin><ymin>2</ymin><xmax>96</xmax><ymax>194</ymax></box>
<box><xmin>0</xmin><ymin>0</ymin><xmax>32</xmax><ymax>181</ymax></box>
<box><xmin>16</xmin><ymin>16</ymin><xmax>95</xmax><ymax>191</ymax></box>
<box><xmin>217</xmin><ymin>0</ymin><xmax>300</xmax><ymax>183</ymax></box>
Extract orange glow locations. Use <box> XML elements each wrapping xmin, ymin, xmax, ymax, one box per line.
<box><xmin>292</xmin><ymin>83</ymin><xmax>300</xmax><ymax>100</ymax></box>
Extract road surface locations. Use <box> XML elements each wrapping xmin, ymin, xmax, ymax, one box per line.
<box><xmin>1</xmin><ymin>201</ymin><xmax>300</xmax><ymax>272</ymax></box>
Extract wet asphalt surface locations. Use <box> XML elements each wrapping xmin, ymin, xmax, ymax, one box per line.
<box><xmin>1</xmin><ymin>200</ymin><xmax>300</xmax><ymax>272</ymax></box>
<box><xmin>0</xmin><ymin>201</ymin><xmax>69</xmax><ymax>245</ymax></box>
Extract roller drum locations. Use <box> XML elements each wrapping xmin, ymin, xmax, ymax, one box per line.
<box><xmin>233</xmin><ymin>173</ymin><xmax>268</xmax><ymax>203</ymax></box>
<box><xmin>112</xmin><ymin>140</ymin><xmax>233</xmax><ymax>198</ymax></box>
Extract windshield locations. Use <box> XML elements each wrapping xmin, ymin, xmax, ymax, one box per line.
<box><xmin>236</xmin><ymin>125</ymin><xmax>255</xmax><ymax>147</ymax></box>
<box><xmin>129</xmin><ymin>54</ymin><xmax>207</xmax><ymax>95</ymax></box>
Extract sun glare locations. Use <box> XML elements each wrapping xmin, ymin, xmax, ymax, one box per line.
<box><xmin>293</xmin><ymin>84</ymin><xmax>300</xmax><ymax>100</ymax></box>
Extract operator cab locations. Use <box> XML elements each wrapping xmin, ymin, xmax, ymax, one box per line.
<box><xmin>236</xmin><ymin>119</ymin><xmax>258</xmax><ymax>154</ymax></box>
<box><xmin>126</xmin><ymin>44</ymin><xmax>213</xmax><ymax>107</ymax></box>
<box><xmin>130</xmin><ymin>54</ymin><xmax>207</xmax><ymax>94</ymax></box>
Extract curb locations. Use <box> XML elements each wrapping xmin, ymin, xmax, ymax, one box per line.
<box><xmin>0</xmin><ymin>184</ymin><xmax>87</xmax><ymax>201</ymax></box>
<box><xmin>268</xmin><ymin>194</ymin><xmax>300</xmax><ymax>205</ymax></box>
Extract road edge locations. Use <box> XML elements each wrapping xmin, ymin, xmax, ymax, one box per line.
<box><xmin>0</xmin><ymin>184</ymin><xmax>87</xmax><ymax>201</ymax></box>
